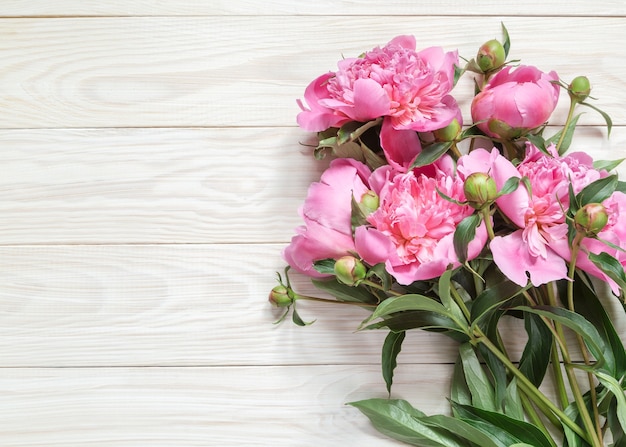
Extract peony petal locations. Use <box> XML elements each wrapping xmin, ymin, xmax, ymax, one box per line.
<box><xmin>491</xmin><ymin>232</ymin><xmax>568</xmax><ymax>287</ymax></box>
<box><xmin>380</xmin><ymin>117</ymin><xmax>422</xmax><ymax>172</ymax></box>
<box><xmin>347</xmin><ymin>78</ymin><xmax>391</xmax><ymax>122</ymax></box>
<box><xmin>354</xmin><ymin>226</ymin><xmax>394</xmax><ymax>266</ymax></box>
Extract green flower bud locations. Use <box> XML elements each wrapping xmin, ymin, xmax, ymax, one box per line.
<box><xmin>568</xmin><ymin>76</ymin><xmax>591</xmax><ymax>103</ymax></box>
<box><xmin>464</xmin><ymin>172</ymin><xmax>498</xmax><ymax>209</ymax></box>
<box><xmin>334</xmin><ymin>256</ymin><xmax>367</xmax><ymax>286</ymax></box>
<box><xmin>359</xmin><ymin>190</ymin><xmax>379</xmax><ymax>215</ymax></box>
<box><xmin>433</xmin><ymin>118</ymin><xmax>461</xmax><ymax>142</ymax></box>
<box><xmin>574</xmin><ymin>203</ymin><xmax>608</xmax><ymax>236</ymax></box>
<box><xmin>487</xmin><ymin>119</ymin><xmax>525</xmax><ymax>140</ymax></box>
<box><xmin>477</xmin><ymin>39</ymin><xmax>506</xmax><ymax>72</ymax></box>
<box><xmin>268</xmin><ymin>285</ymin><xmax>294</xmax><ymax>307</ymax></box>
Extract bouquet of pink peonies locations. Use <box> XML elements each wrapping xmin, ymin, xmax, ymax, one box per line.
<box><xmin>270</xmin><ymin>25</ymin><xmax>626</xmax><ymax>447</ymax></box>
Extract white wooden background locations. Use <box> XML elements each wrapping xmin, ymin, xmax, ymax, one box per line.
<box><xmin>1</xmin><ymin>2</ymin><xmax>626</xmax><ymax>446</ymax></box>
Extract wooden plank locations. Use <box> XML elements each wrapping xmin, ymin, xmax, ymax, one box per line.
<box><xmin>0</xmin><ymin>17</ymin><xmax>624</xmax><ymax>128</ymax></box>
<box><xmin>1</xmin><ymin>244</ymin><xmax>624</xmax><ymax>368</ymax></box>
<box><xmin>1</xmin><ymin>127</ymin><xmax>624</xmax><ymax>245</ymax></box>
<box><xmin>0</xmin><ymin>365</ymin><xmax>450</xmax><ymax>446</ymax></box>
<box><xmin>0</xmin><ymin>0</ymin><xmax>624</xmax><ymax>17</ymax></box>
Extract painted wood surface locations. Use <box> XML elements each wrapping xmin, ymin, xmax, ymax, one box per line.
<box><xmin>1</xmin><ymin>3</ymin><xmax>625</xmax><ymax>445</ymax></box>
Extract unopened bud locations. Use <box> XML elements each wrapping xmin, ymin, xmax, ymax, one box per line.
<box><xmin>487</xmin><ymin>119</ymin><xmax>525</xmax><ymax>140</ymax></box>
<box><xmin>569</xmin><ymin>76</ymin><xmax>591</xmax><ymax>103</ymax></box>
<box><xmin>477</xmin><ymin>39</ymin><xmax>506</xmax><ymax>72</ymax></box>
<box><xmin>464</xmin><ymin>172</ymin><xmax>498</xmax><ymax>208</ymax></box>
<box><xmin>269</xmin><ymin>285</ymin><xmax>294</xmax><ymax>307</ymax></box>
<box><xmin>574</xmin><ymin>203</ymin><xmax>608</xmax><ymax>236</ymax></box>
<box><xmin>433</xmin><ymin>118</ymin><xmax>461</xmax><ymax>142</ymax></box>
<box><xmin>359</xmin><ymin>190</ymin><xmax>379</xmax><ymax>215</ymax></box>
<box><xmin>334</xmin><ymin>256</ymin><xmax>367</xmax><ymax>286</ymax></box>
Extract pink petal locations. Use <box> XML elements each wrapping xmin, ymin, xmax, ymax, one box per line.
<box><xmin>380</xmin><ymin>117</ymin><xmax>422</xmax><ymax>172</ymax></box>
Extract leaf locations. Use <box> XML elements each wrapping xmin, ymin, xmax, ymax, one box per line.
<box><xmin>453</xmin><ymin>214</ymin><xmax>481</xmax><ymax>264</ymax></box>
<box><xmin>348</xmin><ymin>398</ymin><xmax>468</xmax><ymax>447</ymax></box>
<box><xmin>572</xmin><ymin>274</ymin><xmax>626</xmax><ymax>377</ymax></box>
<box><xmin>362</xmin><ymin>310</ymin><xmax>462</xmax><ymax>334</ymax></box>
<box><xmin>501</xmin><ymin>22</ymin><xmax>511</xmax><ymax>58</ymax></box>
<box><xmin>451</xmin><ymin>402</ymin><xmax>555</xmax><ymax>447</ymax></box>
<box><xmin>503</xmin><ymin>379</ymin><xmax>525</xmax><ymax>421</ymax></box>
<box><xmin>313</xmin><ymin>258</ymin><xmax>336</xmax><ymax>275</ymax></box>
<box><xmin>451</xmin><ymin>355</ymin><xmax>473</xmax><ymax>406</ymax></box>
<box><xmin>361</xmin><ymin>294</ymin><xmax>460</xmax><ymax>330</ymax></box>
<box><xmin>546</xmin><ymin>113</ymin><xmax>582</xmax><ymax>155</ymax></box>
<box><xmin>593</xmin><ymin>370</ymin><xmax>626</xmax><ymax>433</ymax></box>
<box><xmin>291</xmin><ymin>307</ymin><xmax>315</xmax><ymax>326</ymax></box>
<box><xmin>497</xmin><ymin>177</ymin><xmax>521</xmax><ymax>196</ymax></box>
<box><xmin>382</xmin><ymin>331</ymin><xmax>405</xmax><ymax>394</ymax></box>
<box><xmin>515</xmin><ymin>305</ymin><xmax>613</xmax><ymax>374</ymax></box>
<box><xmin>587</xmin><ymin>251</ymin><xmax>626</xmax><ymax>293</ymax></box>
<box><xmin>420</xmin><ymin>414</ymin><xmax>502</xmax><ymax>447</ymax></box>
<box><xmin>411</xmin><ymin>141</ymin><xmax>453</xmax><ymax>168</ymax></box>
<box><xmin>459</xmin><ymin>343</ymin><xmax>497</xmax><ymax>411</ymax></box>
<box><xmin>580</xmin><ymin>101</ymin><xmax>613</xmax><ymax>136</ymax></box>
<box><xmin>312</xmin><ymin>277</ymin><xmax>378</xmax><ymax>305</ymax></box>
<box><xmin>469</xmin><ymin>280</ymin><xmax>526</xmax><ymax>328</ymax></box>
<box><xmin>518</xmin><ymin>312</ymin><xmax>553</xmax><ymax>387</ymax></box>
<box><xmin>575</xmin><ymin>174</ymin><xmax>618</xmax><ymax>208</ymax></box>
<box><xmin>437</xmin><ymin>268</ymin><xmax>466</xmax><ymax>322</ymax></box>
<box><xmin>594</xmin><ymin>158</ymin><xmax>625</xmax><ymax>172</ymax></box>
<box><xmin>608</xmin><ymin>394</ymin><xmax>626</xmax><ymax>447</ymax></box>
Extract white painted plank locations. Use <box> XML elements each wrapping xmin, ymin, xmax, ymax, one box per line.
<box><xmin>1</xmin><ymin>244</ymin><xmax>623</xmax><ymax>367</ymax></box>
<box><xmin>0</xmin><ymin>0</ymin><xmax>623</xmax><ymax>16</ymax></box>
<box><xmin>1</xmin><ymin>127</ymin><xmax>624</xmax><ymax>245</ymax></box>
<box><xmin>0</xmin><ymin>365</ymin><xmax>450</xmax><ymax>446</ymax></box>
<box><xmin>0</xmin><ymin>17</ymin><xmax>624</xmax><ymax>128</ymax></box>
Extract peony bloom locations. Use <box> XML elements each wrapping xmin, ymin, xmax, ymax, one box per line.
<box><xmin>471</xmin><ymin>65</ymin><xmax>560</xmax><ymax>139</ymax></box>
<box><xmin>297</xmin><ymin>35</ymin><xmax>460</xmax><ymax>133</ymax></box>
<box><xmin>457</xmin><ymin>144</ymin><xmax>607</xmax><ymax>287</ymax></box>
<box><xmin>355</xmin><ymin>165</ymin><xmax>488</xmax><ymax>285</ymax></box>
<box><xmin>283</xmin><ymin>158</ymin><xmax>372</xmax><ymax>277</ymax></box>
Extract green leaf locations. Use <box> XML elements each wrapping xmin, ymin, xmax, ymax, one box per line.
<box><xmin>608</xmin><ymin>394</ymin><xmax>626</xmax><ymax>447</ymax></box>
<box><xmin>362</xmin><ymin>310</ymin><xmax>462</xmax><ymax>334</ymax></box>
<box><xmin>593</xmin><ymin>370</ymin><xmax>626</xmax><ymax>433</ymax></box>
<box><xmin>518</xmin><ymin>312</ymin><xmax>553</xmax><ymax>387</ymax></box>
<box><xmin>313</xmin><ymin>258</ymin><xmax>336</xmax><ymax>275</ymax></box>
<box><xmin>437</xmin><ymin>269</ymin><xmax>466</xmax><ymax>322</ymax></box>
<box><xmin>411</xmin><ymin>141</ymin><xmax>453</xmax><ymax>168</ymax></box>
<box><xmin>594</xmin><ymin>158</ymin><xmax>625</xmax><ymax>172</ymax></box>
<box><xmin>382</xmin><ymin>331</ymin><xmax>405</xmax><ymax>394</ymax></box>
<box><xmin>547</xmin><ymin>113</ymin><xmax>582</xmax><ymax>155</ymax></box>
<box><xmin>348</xmin><ymin>398</ymin><xmax>468</xmax><ymax>447</ymax></box>
<box><xmin>503</xmin><ymin>379</ymin><xmax>525</xmax><ymax>421</ymax></box>
<box><xmin>312</xmin><ymin>277</ymin><xmax>378</xmax><ymax>305</ymax></box>
<box><xmin>453</xmin><ymin>214</ymin><xmax>481</xmax><ymax>264</ymax></box>
<box><xmin>459</xmin><ymin>343</ymin><xmax>497</xmax><ymax>411</ymax></box>
<box><xmin>497</xmin><ymin>177</ymin><xmax>521</xmax><ymax>196</ymax></box>
<box><xmin>451</xmin><ymin>356</ymin><xmax>473</xmax><ymax>406</ymax></box>
<box><xmin>469</xmin><ymin>280</ymin><xmax>526</xmax><ymax>328</ymax></box>
<box><xmin>452</xmin><ymin>402</ymin><xmax>555</xmax><ymax>447</ymax></box>
<box><xmin>361</xmin><ymin>294</ymin><xmax>460</xmax><ymax>330</ymax></box>
<box><xmin>580</xmin><ymin>101</ymin><xmax>613</xmax><ymax>136</ymax></box>
<box><xmin>524</xmin><ymin>133</ymin><xmax>547</xmax><ymax>153</ymax></box>
<box><xmin>420</xmin><ymin>414</ymin><xmax>502</xmax><ymax>447</ymax></box>
<box><xmin>515</xmin><ymin>305</ymin><xmax>613</xmax><ymax>374</ymax></box>
<box><xmin>337</xmin><ymin>121</ymin><xmax>364</xmax><ymax>145</ymax></box>
<box><xmin>501</xmin><ymin>22</ymin><xmax>511</xmax><ymax>58</ymax></box>
<box><xmin>291</xmin><ymin>307</ymin><xmax>314</xmax><ymax>326</ymax></box>
<box><xmin>573</xmin><ymin>274</ymin><xmax>626</xmax><ymax>376</ymax></box>
<box><xmin>575</xmin><ymin>174</ymin><xmax>618</xmax><ymax>208</ymax></box>
<box><xmin>587</xmin><ymin>251</ymin><xmax>626</xmax><ymax>293</ymax></box>
<box><xmin>366</xmin><ymin>262</ymin><xmax>393</xmax><ymax>293</ymax></box>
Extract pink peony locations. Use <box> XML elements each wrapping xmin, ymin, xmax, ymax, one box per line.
<box><xmin>457</xmin><ymin>144</ymin><xmax>608</xmax><ymax>287</ymax></box>
<box><xmin>297</xmin><ymin>35</ymin><xmax>460</xmax><ymax>133</ymax></box>
<box><xmin>471</xmin><ymin>65</ymin><xmax>560</xmax><ymax>139</ymax></box>
<box><xmin>355</xmin><ymin>165</ymin><xmax>488</xmax><ymax>284</ymax></box>
<box><xmin>283</xmin><ymin>158</ymin><xmax>372</xmax><ymax>277</ymax></box>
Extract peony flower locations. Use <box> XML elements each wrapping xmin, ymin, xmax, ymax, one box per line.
<box><xmin>471</xmin><ymin>65</ymin><xmax>560</xmax><ymax>139</ymax></box>
<box><xmin>457</xmin><ymin>144</ymin><xmax>607</xmax><ymax>287</ymax></box>
<box><xmin>283</xmin><ymin>158</ymin><xmax>372</xmax><ymax>277</ymax></box>
<box><xmin>355</xmin><ymin>165</ymin><xmax>488</xmax><ymax>284</ymax></box>
<box><xmin>296</xmin><ymin>35</ymin><xmax>460</xmax><ymax>133</ymax></box>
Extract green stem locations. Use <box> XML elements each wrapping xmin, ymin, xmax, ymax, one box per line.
<box><xmin>555</xmin><ymin>100</ymin><xmax>576</xmax><ymax>155</ymax></box>
<box><xmin>481</xmin><ymin>207</ymin><xmax>496</xmax><ymax>240</ymax></box>
<box><xmin>476</xmin><ymin>335</ymin><xmax>592</xmax><ymax>443</ymax></box>
<box><xmin>543</xmin><ymin>285</ymin><xmax>570</xmax><ymax>409</ymax></box>
<box><xmin>294</xmin><ymin>293</ymin><xmax>377</xmax><ymax>307</ymax></box>
<box><xmin>567</xmin><ymin>233</ymin><xmax>603</xmax><ymax>445</ymax></box>
<box><xmin>360</xmin><ymin>279</ymin><xmax>403</xmax><ymax>297</ymax></box>
<box><xmin>449</xmin><ymin>142</ymin><xmax>463</xmax><ymax>160</ymax></box>
<box><xmin>519</xmin><ymin>393</ymin><xmax>559</xmax><ymax>447</ymax></box>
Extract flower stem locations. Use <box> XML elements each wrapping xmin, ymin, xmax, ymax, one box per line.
<box><xmin>555</xmin><ymin>100</ymin><xmax>576</xmax><ymax>155</ymax></box>
<box><xmin>481</xmin><ymin>207</ymin><xmax>496</xmax><ymax>240</ymax></box>
<box><xmin>476</xmin><ymin>334</ymin><xmax>592</xmax><ymax>443</ymax></box>
<box><xmin>294</xmin><ymin>293</ymin><xmax>377</xmax><ymax>307</ymax></box>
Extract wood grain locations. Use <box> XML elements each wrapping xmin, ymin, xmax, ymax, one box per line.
<box><xmin>0</xmin><ymin>17</ymin><xmax>623</xmax><ymax>128</ymax></box>
<box><xmin>0</xmin><ymin>1</ymin><xmax>623</xmax><ymax>17</ymax></box>
<box><xmin>1</xmin><ymin>127</ymin><xmax>624</xmax><ymax>245</ymax></box>
<box><xmin>0</xmin><ymin>365</ymin><xmax>450</xmax><ymax>446</ymax></box>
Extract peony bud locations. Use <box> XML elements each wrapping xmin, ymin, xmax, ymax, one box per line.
<box><xmin>359</xmin><ymin>190</ymin><xmax>379</xmax><ymax>215</ymax></box>
<box><xmin>477</xmin><ymin>39</ymin><xmax>506</xmax><ymax>72</ymax></box>
<box><xmin>574</xmin><ymin>203</ymin><xmax>608</xmax><ymax>236</ymax></box>
<box><xmin>334</xmin><ymin>256</ymin><xmax>367</xmax><ymax>286</ymax></box>
<box><xmin>433</xmin><ymin>118</ymin><xmax>461</xmax><ymax>142</ymax></box>
<box><xmin>463</xmin><ymin>172</ymin><xmax>498</xmax><ymax>209</ymax></box>
<box><xmin>269</xmin><ymin>285</ymin><xmax>294</xmax><ymax>307</ymax></box>
<box><xmin>568</xmin><ymin>76</ymin><xmax>591</xmax><ymax>103</ymax></box>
